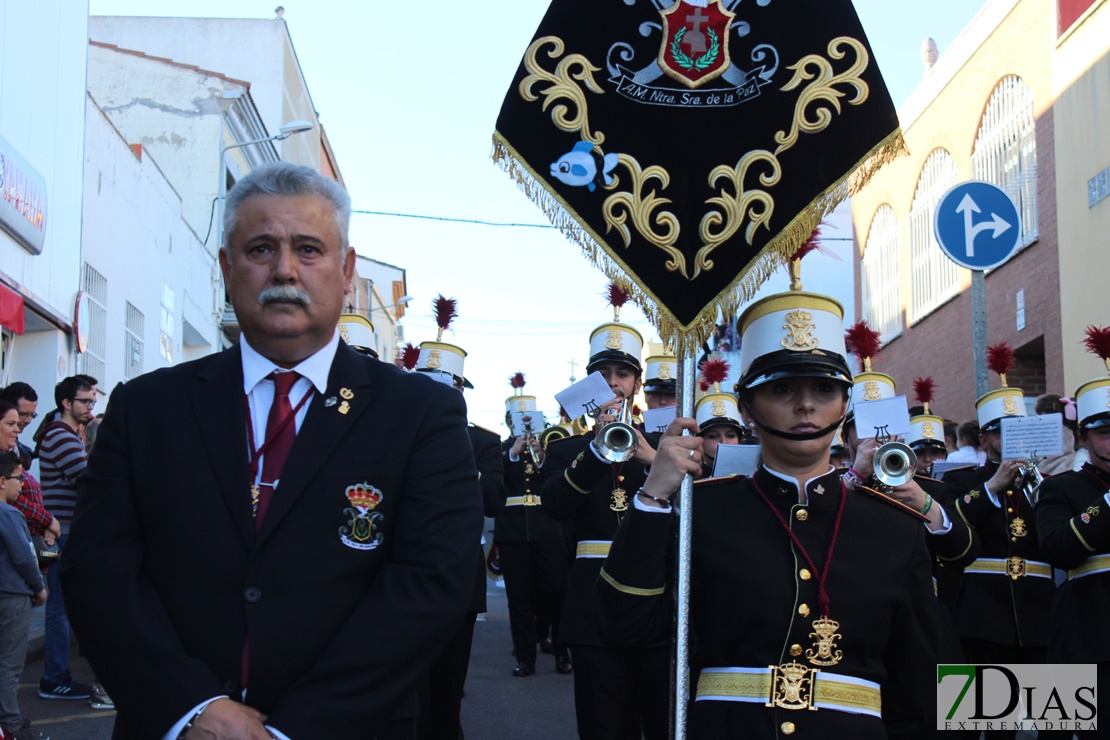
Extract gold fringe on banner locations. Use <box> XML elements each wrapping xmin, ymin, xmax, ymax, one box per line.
<box><xmin>492</xmin><ymin>129</ymin><xmax>907</xmax><ymax>359</ymax></box>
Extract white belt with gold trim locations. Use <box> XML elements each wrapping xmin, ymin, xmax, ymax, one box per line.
<box><xmin>576</xmin><ymin>540</ymin><xmax>612</xmax><ymax>558</ymax></box>
<box><xmin>505</xmin><ymin>496</ymin><xmax>542</xmax><ymax>506</ymax></box>
<box><xmin>1068</xmin><ymin>554</ymin><xmax>1110</xmax><ymax>581</ymax></box>
<box><xmin>695</xmin><ymin>665</ymin><xmax>882</xmax><ymax>718</ymax></box>
<box><xmin>965</xmin><ymin>557</ymin><xmax>1052</xmax><ymax>579</ymax></box>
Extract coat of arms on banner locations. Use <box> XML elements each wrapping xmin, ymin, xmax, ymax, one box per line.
<box><xmin>494</xmin><ymin>0</ymin><xmax>904</xmax><ymax>354</ymax></box>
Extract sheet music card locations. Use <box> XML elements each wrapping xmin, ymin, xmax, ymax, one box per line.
<box><xmin>1000</xmin><ymin>413</ymin><xmax>1064</xmax><ymax>460</ymax></box>
<box><xmin>510</xmin><ymin>411</ymin><xmax>545</xmax><ymax>438</ymax></box>
<box><xmin>642</xmin><ymin>406</ymin><xmax>677</xmax><ymax>434</ymax></box>
<box><xmin>555</xmin><ymin>372</ymin><xmax>617</xmax><ymax>422</ymax></box>
<box><xmin>852</xmin><ymin>396</ymin><xmax>911</xmax><ymax>439</ymax></box>
<box><xmin>712</xmin><ymin>444</ymin><xmax>761</xmax><ymax>478</ymax></box>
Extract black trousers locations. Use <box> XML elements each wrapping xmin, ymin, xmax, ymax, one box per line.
<box><xmin>416</xmin><ymin>611</ymin><xmax>477</xmax><ymax>740</ymax></box>
<box><xmin>571</xmin><ymin>644</ymin><xmax>671</xmax><ymax>740</ymax></box>
<box><xmin>499</xmin><ymin>539</ymin><xmax>568</xmax><ymax>664</ymax></box>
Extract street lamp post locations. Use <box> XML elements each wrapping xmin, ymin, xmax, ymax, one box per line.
<box><xmin>214</xmin><ymin>120</ymin><xmax>315</xmax><ymax>338</ymax></box>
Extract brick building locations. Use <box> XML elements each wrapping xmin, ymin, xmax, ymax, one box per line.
<box><xmin>850</xmin><ymin>0</ymin><xmax>1110</xmax><ymax>424</ymax></box>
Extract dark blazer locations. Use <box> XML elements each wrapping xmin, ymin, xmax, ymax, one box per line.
<box><xmin>594</xmin><ymin>469</ymin><xmax>940</xmax><ymax>739</ymax></box>
<box><xmin>495</xmin><ymin>437</ymin><xmax>563</xmax><ymax>543</ymax></box>
<box><xmin>1036</xmin><ymin>464</ymin><xmax>1110</xmax><ymax>663</ymax></box>
<box><xmin>468</xmin><ymin>423</ymin><xmax>506</xmax><ymax>613</ymax></box>
<box><xmin>61</xmin><ymin>342</ymin><xmax>484</xmax><ymax>739</ymax></box>
<box><xmin>947</xmin><ymin>462</ymin><xmax>1055</xmax><ymax>647</ymax></box>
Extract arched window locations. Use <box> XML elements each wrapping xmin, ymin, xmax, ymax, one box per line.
<box><xmin>909</xmin><ymin>149</ymin><xmax>962</xmax><ymax>321</ymax></box>
<box><xmin>861</xmin><ymin>205</ymin><xmax>901</xmax><ymax>342</ymax></box>
<box><xmin>971</xmin><ymin>75</ymin><xmax>1038</xmax><ymax>247</ymax></box>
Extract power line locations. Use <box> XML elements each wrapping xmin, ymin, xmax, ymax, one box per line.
<box><xmin>352</xmin><ymin>207</ymin><xmax>853</xmax><ymax>239</ymax></box>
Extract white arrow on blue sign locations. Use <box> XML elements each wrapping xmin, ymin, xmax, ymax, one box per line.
<box><xmin>933</xmin><ymin>181</ymin><xmax>1022</xmax><ymax>271</ymax></box>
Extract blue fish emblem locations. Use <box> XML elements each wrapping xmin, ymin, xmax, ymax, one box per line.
<box><xmin>550</xmin><ymin>142</ymin><xmax>619</xmax><ymax>192</ymax></box>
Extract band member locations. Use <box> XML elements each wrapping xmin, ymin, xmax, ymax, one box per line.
<box><xmin>906</xmin><ymin>378</ymin><xmax>950</xmax><ymax>476</ymax></box>
<box><xmin>541</xmin><ymin>284</ymin><xmax>667</xmax><ymax>740</ymax></box>
<box><xmin>643</xmin><ymin>353</ymin><xmax>678</xmax><ymax>410</ymax></box>
<box><xmin>594</xmin><ymin>276</ymin><xmax>939</xmax><ymax>738</ymax></box>
<box><xmin>694</xmin><ymin>357</ymin><xmax>746</xmax><ymax>477</ymax></box>
<box><xmin>497</xmin><ymin>376</ymin><xmax>571</xmax><ymax>677</ymax></box>
<box><xmin>412</xmin><ymin>297</ymin><xmax>506</xmax><ymax>740</ymax></box>
<box><xmin>1037</xmin><ymin>326</ymin><xmax>1110</xmax><ymax>739</ymax></box>
<box><xmin>337</xmin><ymin>313</ymin><xmax>379</xmax><ymax>359</ymax></box>
<box><xmin>944</xmin><ymin>344</ymin><xmax>1061</xmax><ymax>736</ymax></box>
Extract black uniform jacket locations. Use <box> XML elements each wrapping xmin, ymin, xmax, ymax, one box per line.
<box><xmin>468</xmin><ymin>423</ymin><xmax>506</xmax><ymax>613</ymax></box>
<box><xmin>60</xmin><ymin>343</ymin><xmax>484</xmax><ymax>739</ymax></box>
<box><xmin>594</xmin><ymin>468</ymin><xmax>940</xmax><ymax>740</ymax></box>
<box><xmin>947</xmin><ymin>462</ymin><xmax>1055</xmax><ymax>647</ymax></box>
<box><xmin>915</xmin><ymin>475</ymin><xmax>979</xmax><ymax>571</ymax></box>
<box><xmin>495</xmin><ymin>438</ymin><xmax>563</xmax><ymax>543</ymax></box>
<box><xmin>1037</xmin><ymin>464</ymin><xmax>1110</xmax><ymax>663</ymax></box>
<box><xmin>541</xmin><ymin>430</ymin><xmax>659</xmax><ymax>647</ymax></box>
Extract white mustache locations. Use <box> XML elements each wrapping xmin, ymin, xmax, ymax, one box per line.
<box><xmin>259</xmin><ymin>285</ymin><xmax>310</xmax><ymax>306</ymax></box>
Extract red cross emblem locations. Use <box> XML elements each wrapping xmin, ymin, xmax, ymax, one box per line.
<box><xmin>657</xmin><ymin>0</ymin><xmax>735</xmax><ymax>89</ymax></box>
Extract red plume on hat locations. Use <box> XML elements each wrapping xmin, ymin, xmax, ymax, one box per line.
<box><xmin>784</xmin><ymin>224</ymin><xmax>839</xmax><ymax>291</ymax></box>
<box><xmin>397</xmin><ymin>343</ymin><xmax>420</xmax><ymax>371</ymax></box>
<box><xmin>844</xmin><ymin>321</ymin><xmax>881</xmax><ymax>372</ymax></box>
<box><xmin>1082</xmin><ymin>325</ymin><xmax>1110</xmax><ymax>374</ymax></box>
<box><xmin>913</xmin><ymin>377</ymin><xmax>936</xmax><ymax>416</ymax></box>
<box><xmin>509</xmin><ymin>371</ymin><xmax>526</xmax><ymax>395</ymax></box>
<box><xmin>986</xmin><ymin>343</ymin><xmax>1016</xmax><ymax>387</ymax></box>
<box><xmin>605</xmin><ymin>281</ymin><xmax>630</xmax><ymax>322</ymax></box>
<box><xmin>433</xmin><ymin>295</ymin><xmax>458</xmax><ymax>341</ymax></box>
<box><xmin>699</xmin><ymin>357</ymin><xmax>730</xmax><ymax>394</ymax></box>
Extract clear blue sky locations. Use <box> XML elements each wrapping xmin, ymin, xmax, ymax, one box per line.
<box><xmin>87</xmin><ymin>0</ymin><xmax>988</xmax><ymax>432</ymax></box>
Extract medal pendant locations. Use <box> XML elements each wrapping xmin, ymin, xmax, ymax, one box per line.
<box><xmin>524</xmin><ymin>463</ymin><xmax>535</xmax><ymax>475</ymax></box>
<box><xmin>250</xmin><ymin>483</ymin><xmax>261</xmax><ymax>517</ymax></box>
<box><xmin>1010</xmin><ymin>517</ymin><xmax>1028</xmax><ymax>538</ymax></box>
<box><xmin>610</xmin><ymin>487</ymin><xmax>629</xmax><ymax>512</ymax></box>
<box><xmin>524</xmin><ymin>493</ymin><xmax>537</xmax><ymax>506</ymax></box>
<box><xmin>805</xmin><ymin>616</ymin><xmax>843</xmax><ymax>667</ymax></box>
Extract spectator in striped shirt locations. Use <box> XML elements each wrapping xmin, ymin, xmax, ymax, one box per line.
<box><xmin>36</xmin><ymin>376</ymin><xmax>97</xmax><ymax>702</ymax></box>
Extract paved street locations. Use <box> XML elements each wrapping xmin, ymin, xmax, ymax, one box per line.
<box><xmin>15</xmin><ymin>579</ymin><xmax>577</xmax><ymax>739</ymax></box>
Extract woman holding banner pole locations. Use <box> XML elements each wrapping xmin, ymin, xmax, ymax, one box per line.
<box><xmin>594</xmin><ymin>283</ymin><xmax>939</xmax><ymax>738</ymax></box>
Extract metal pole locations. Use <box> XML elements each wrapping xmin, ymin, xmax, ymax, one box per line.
<box><xmin>673</xmin><ymin>353</ymin><xmax>696</xmax><ymax>740</ymax></box>
<box><xmin>971</xmin><ymin>270</ymin><xmax>988</xmax><ymax>397</ymax></box>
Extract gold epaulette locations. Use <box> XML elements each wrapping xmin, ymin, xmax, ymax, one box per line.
<box><xmin>468</xmin><ymin>422</ymin><xmax>500</xmax><ymax>438</ymax></box>
<box><xmin>693</xmin><ymin>474</ymin><xmax>746</xmax><ymax>488</ymax></box>
<box><xmin>854</xmin><ymin>485</ymin><xmax>930</xmax><ymax>522</ymax></box>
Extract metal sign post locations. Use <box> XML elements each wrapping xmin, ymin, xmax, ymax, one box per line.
<box><xmin>934</xmin><ymin>181</ymin><xmax>1022</xmax><ymax>398</ymax></box>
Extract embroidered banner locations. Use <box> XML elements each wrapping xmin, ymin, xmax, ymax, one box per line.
<box><xmin>493</xmin><ymin>0</ymin><xmax>904</xmax><ymax>354</ymax></box>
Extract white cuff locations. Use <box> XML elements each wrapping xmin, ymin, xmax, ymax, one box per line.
<box><xmin>266</xmin><ymin>726</ymin><xmax>292</xmax><ymax>740</ymax></box>
<box><xmin>925</xmin><ymin>505</ymin><xmax>953</xmax><ymax>534</ymax></box>
<box><xmin>589</xmin><ymin>441</ymin><xmax>610</xmax><ymax>464</ymax></box>
<box><xmin>162</xmin><ymin>697</ymin><xmax>223</xmax><ymax>740</ymax></box>
<box><xmin>633</xmin><ymin>493</ymin><xmax>671</xmax><ymax>514</ymax></box>
<box><xmin>983</xmin><ymin>484</ymin><xmax>1001</xmax><ymax>509</ymax></box>
<box><xmin>1104</xmin><ymin>492</ymin><xmax>1110</xmax><ymax>507</ymax></box>
<box><xmin>508</xmin><ymin>451</ymin><xmax>521</xmax><ymax>463</ymax></box>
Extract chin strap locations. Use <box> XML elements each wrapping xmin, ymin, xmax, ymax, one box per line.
<box><xmin>744</xmin><ymin>408</ymin><xmax>846</xmax><ymax>442</ymax></box>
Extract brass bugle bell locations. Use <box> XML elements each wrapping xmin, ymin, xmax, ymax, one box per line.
<box><xmin>596</xmin><ymin>398</ymin><xmax>639</xmax><ymax>463</ymax></box>
<box><xmin>872</xmin><ymin>427</ymin><xmax>917</xmax><ymax>489</ymax></box>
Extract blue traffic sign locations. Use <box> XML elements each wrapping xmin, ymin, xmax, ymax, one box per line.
<box><xmin>934</xmin><ymin>181</ymin><xmax>1021</xmax><ymax>271</ymax></box>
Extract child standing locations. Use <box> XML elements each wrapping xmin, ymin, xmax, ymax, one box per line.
<box><xmin>0</xmin><ymin>452</ymin><xmax>48</xmax><ymax>740</ymax></box>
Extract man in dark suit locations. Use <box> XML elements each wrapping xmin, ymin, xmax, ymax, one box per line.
<box><xmin>60</xmin><ymin>162</ymin><xmax>483</xmax><ymax>740</ymax></box>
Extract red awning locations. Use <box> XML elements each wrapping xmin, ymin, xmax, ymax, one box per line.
<box><xmin>0</xmin><ymin>284</ymin><xmax>25</xmax><ymax>335</ymax></box>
